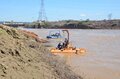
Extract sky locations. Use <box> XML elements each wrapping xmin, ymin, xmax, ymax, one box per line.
<box><xmin>0</xmin><ymin>0</ymin><xmax>120</xmax><ymax>22</ymax></box>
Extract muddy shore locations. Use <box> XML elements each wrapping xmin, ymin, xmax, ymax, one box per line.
<box><xmin>0</xmin><ymin>24</ymin><xmax>82</xmax><ymax>79</ymax></box>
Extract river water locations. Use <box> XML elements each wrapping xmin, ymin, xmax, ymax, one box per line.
<box><xmin>25</xmin><ymin>29</ymin><xmax>120</xmax><ymax>79</ymax></box>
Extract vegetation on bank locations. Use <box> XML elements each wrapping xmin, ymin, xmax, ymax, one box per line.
<box><xmin>24</xmin><ymin>19</ymin><xmax>120</xmax><ymax>29</ymax></box>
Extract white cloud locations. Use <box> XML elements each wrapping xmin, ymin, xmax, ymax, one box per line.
<box><xmin>80</xmin><ymin>14</ymin><xmax>87</xmax><ymax>17</ymax></box>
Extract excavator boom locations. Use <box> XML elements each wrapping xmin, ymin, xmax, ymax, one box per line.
<box><xmin>62</xmin><ymin>30</ymin><xmax>69</xmax><ymax>43</ymax></box>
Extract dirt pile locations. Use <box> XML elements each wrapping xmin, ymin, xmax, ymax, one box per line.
<box><xmin>0</xmin><ymin>24</ymin><xmax>82</xmax><ymax>79</ymax></box>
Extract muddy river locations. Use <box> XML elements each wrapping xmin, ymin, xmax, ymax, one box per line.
<box><xmin>25</xmin><ymin>29</ymin><xmax>120</xmax><ymax>79</ymax></box>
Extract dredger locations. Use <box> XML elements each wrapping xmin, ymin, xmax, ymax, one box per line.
<box><xmin>50</xmin><ymin>30</ymin><xmax>86</xmax><ymax>55</ymax></box>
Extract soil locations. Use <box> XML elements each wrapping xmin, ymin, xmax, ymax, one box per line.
<box><xmin>0</xmin><ymin>24</ymin><xmax>82</xmax><ymax>79</ymax></box>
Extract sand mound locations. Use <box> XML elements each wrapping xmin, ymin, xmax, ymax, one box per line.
<box><xmin>0</xmin><ymin>24</ymin><xmax>82</xmax><ymax>79</ymax></box>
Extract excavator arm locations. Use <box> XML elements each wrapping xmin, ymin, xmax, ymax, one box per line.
<box><xmin>62</xmin><ymin>30</ymin><xmax>69</xmax><ymax>43</ymax></box>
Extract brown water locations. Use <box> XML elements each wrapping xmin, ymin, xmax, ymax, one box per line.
<box><xmin>25</xmin><ymin>29</ymin><xmax>120</xmax><ymax>79</ymax></box>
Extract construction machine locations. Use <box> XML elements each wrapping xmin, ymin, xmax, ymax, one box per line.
<box><xmin>50</xmin><ymin>30</ymin><xmax>86</xmax><ymax>55</ymax></box>
<box><xmin>46</xmin><ymin>30</ymin><xmax>62</xmax><ymax>39</ymax></box>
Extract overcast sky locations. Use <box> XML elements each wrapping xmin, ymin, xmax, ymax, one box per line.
<box><xmin>0</xmin><ymin>0</ymin><xmax>120</xmax><ymax>22</ymax></box>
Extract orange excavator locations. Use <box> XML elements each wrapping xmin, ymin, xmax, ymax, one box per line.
<box><xmin>50</xmin><ymin>30</ymin><xmax>86</xmax><ymax>55</ymax></box>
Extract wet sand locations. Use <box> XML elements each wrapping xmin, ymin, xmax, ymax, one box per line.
<box><xmin>26</xmin><ymin>29</ymin><xmax>120</xmax><ymax>79</ymax></box>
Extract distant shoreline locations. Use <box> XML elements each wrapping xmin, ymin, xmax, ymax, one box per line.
<box><xmin>1</xmin><ymin>19</ymin><xmax>120</xmax><ymax>29</ymax></box>
<box><xmin>23</xmin><ymin>19</ymin><xmax>120</xmax><ymax>29</ymax></box>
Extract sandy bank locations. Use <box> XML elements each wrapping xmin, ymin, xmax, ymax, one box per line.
<box><xmin>0</xmin><ymin>24</ymin><xmax>82</xmax><ymax>79</ymax></box>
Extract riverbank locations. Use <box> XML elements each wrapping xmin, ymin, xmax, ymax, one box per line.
<box><xmin>23</xmin><ymin>19</ymin><xmax>120</xmax><ymax>29</ymax></box>
<box><xmin>0</xmin><ymin>24</ymin><xmax>82</xmax><ymax>79</ymax></box>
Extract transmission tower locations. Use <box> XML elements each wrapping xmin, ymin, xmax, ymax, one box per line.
<box><xmin>108</xmin><ymin>13</ymin><xmax>112</xmax><ymax>20</ymax></box>
<box><xmin>38</xmin><ymin>0</ymin><xmax>47</xmax><ymax>22</ymax></box>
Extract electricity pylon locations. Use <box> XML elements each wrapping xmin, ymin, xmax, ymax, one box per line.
<box><xmin>38</xmin><ymin>0</ymin><xmax>47</xmax><ymax>22</ymax></box>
